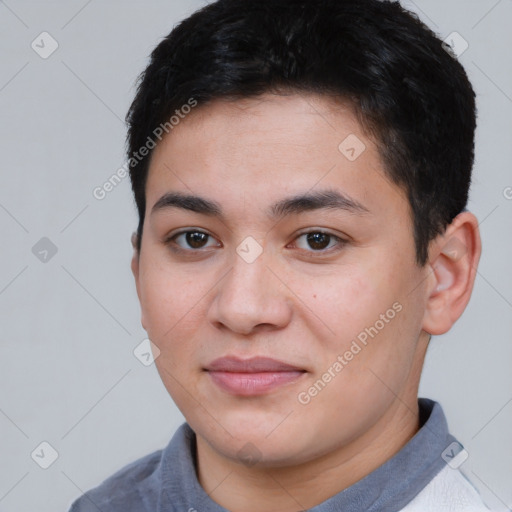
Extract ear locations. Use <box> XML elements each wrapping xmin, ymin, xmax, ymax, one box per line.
<box><xmin>130</xmin><ymin>231</ymin><xmax>140</xmax><ymax>282</ymax></box>
<box><xmin>422</xmin><ymin>211</ymin><xmax>482</xmax><ymax>335</ymax></box>
<box><xmin>130</xmin><ymin>231</ymin><xmax>146</xmax><ymax>330</ymax></box>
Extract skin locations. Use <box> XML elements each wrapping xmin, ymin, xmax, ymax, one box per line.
<box><xmin>131</xmin><ymin>92</ymin><xmax>481</xmax><ymax>512</ymax></box>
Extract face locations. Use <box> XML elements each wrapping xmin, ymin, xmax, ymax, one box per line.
<box><xmin>132</xmin><ymin>92</ymin><xmax>432</xmax><ymax>468</ymax></box>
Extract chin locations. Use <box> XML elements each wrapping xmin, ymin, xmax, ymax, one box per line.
<box><xmin>191</xmin><ymin>410</ymin><xmax>319</xmax><ymax>466</ymax></box>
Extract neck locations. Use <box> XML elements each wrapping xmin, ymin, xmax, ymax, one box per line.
<box><xmin>195</xmin><ymin>397</ymin><xmax>421</xmax><ymax>512</ymax></box>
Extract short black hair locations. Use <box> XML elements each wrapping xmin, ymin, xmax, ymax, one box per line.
<box><xmin>126</xmin><ymin>0</ymin><xmax>477</xmax><ymax>266</ymax></box>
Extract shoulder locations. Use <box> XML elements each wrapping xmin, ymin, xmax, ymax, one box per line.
<box><xmin>401</xmin><ymin>464</ymin><xmax>492</xmax><ymax>512</ymax></box>
<box><xmin>67</xmin><ymin>448</ymin><xmax>164</xmax><ymax>512</ymax></box>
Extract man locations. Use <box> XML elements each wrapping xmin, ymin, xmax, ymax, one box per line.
<box><xmin>69</xmin><ymin>0</ymin><xmax>490</xmax><ymax>510</ymax></box>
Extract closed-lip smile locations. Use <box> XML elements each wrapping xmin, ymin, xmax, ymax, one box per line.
<box><xmin>205</xmin><ymin>356</ymin><xmax>307</xmax><ymax>396</ymax></box>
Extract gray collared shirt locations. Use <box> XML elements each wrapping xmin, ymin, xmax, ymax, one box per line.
<box><xmin>68</xmin><ymin>398</ymin><xmax>458</xmax><ymax>512</ymax></box>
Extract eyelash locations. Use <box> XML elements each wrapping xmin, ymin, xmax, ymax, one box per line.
<box><xmin>164</xmin><ymin>229</ymin><xmax>347</xmax><ymax>256</ymax></box>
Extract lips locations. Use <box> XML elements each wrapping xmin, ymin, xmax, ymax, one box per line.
<box><xmin>206</xmin><ymin>356</ymin><xmax>304</xmax><ymax>373</ymax></box>
<box><xmin>205</xmin><ymin>356</ymin><xmax>306</xmax><ymax>396</ymax></box>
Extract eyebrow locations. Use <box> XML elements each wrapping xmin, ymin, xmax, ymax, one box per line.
<box><xmin>150</xmin><ymin>188</ymin><xmax>370</xmax><ymax>219</ymax></box>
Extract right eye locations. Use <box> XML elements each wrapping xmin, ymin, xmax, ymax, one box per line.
<box><xmin>164</xmin><ymin>229</ymin><xmax>221</xmax><ymax>252</ymax></box>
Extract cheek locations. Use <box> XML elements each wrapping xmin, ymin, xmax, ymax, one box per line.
<box><xmin>300</xmin><ymin>262</ymin><xmax>415</xmax><ymax>384</ymax></box>
<box><xmin>139</xmin><ymin>265</ymin><xmax>211</xmax><ymax>405</ymax></box>
<box><xmin>304</xmin><ymin>265</ymin><xmax>391</xmax><ymax>344</ymax></box>
<box><xmin>138</xmin><ymin>259</ymin><xmax>208</xmax><ymax>345</ymax></box>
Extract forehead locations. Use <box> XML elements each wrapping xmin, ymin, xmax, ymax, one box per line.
<box><xmin>166</xmin><ymin>92</ymin><xmax>365</xmax><ymax>150</ymax></box>
<box><xmin>145</xmin><ymin>92</ymin><xmax>408</xmax><ymax>224</ymax></box>
<box><xmin>149</xmin><ymin>93</ymin><xmax>366</xmax><ymax>166</ymax></box>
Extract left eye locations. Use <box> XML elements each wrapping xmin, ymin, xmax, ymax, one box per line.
<box><xmin>293</xmin><ymin>231</ymin><xmax>343</xmax><ymax>252</ymax></box>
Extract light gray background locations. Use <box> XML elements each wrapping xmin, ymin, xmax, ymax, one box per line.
<box><xmin>0</xmin><ymin>1</ymin><xmax>510</xmax><ymax>511</ymax></box>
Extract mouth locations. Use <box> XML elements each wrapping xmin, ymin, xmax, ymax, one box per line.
<box><xmin>204</xmin><ymin>356</ymin><xmax>307</xmax><ymax>396</ymax></box>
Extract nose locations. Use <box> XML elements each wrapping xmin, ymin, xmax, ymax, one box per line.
<box><xmin>207</xmin><ymin>246</ymin><xmax>293</xmax><ymax>335</ymax></box>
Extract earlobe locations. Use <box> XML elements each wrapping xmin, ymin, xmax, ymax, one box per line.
<box><xmin>422</xmin><ymin>212</ymin><xmax>481</xmax><ymax>336</ymax></box>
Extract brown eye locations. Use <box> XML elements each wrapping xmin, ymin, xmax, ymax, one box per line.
<box><xmin>305</xmin><ymin>232</ymin><xmax>331</xmax><ymax>250</ymax></box>
<box><xmin>167</xmin><ymin>230</ymin><xmax>219</xmax><ymax>251</ymax></box>
<box><xmin>184</xmin><ymin>231</ymin><xmax>209</xmax><ymax>249</ymax></box>
<box><xmin>294</xmin><ymin>231</ymin><xmax>343</xmax><ymax>252</ymax></box>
